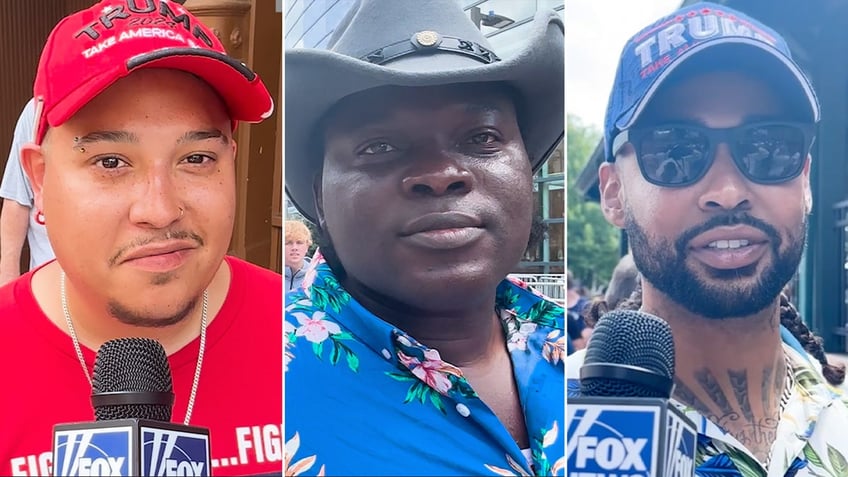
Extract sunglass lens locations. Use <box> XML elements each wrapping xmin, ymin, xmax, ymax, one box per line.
<box><xmin>638</xmin><ymin>127</ymin><xmax>711</xmax><ymax>186</ymax></box>
<box><xmin>735</xmin><ymin>125</ymin><xmax>806</xmax><ymax>183</ymax></box>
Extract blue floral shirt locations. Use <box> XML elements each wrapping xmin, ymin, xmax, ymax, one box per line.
<box><xmin>567</xmin><ymin>334</ymin><xmax>848</xmax><ymax>477</ymax></box>
<box><xmin>284</xmin><ymin>259</ymin><xmax>565</xmax><ymax>476</ymax></box>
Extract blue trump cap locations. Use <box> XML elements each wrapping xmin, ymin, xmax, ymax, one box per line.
<box><xmin>603</xmin><ymin>2</ymin><xmax>820</xmax><ymax>162</ymax></box>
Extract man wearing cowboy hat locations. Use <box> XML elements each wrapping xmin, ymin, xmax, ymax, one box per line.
<box><xmin>283</xmin><ymin>0</ymin><xmax>564</xmax><ymax>475</ymax></box>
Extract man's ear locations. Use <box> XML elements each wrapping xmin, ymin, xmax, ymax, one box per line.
<box><xmin>802</xmin><ymin>154</ymin><xmax>813</xmax><ymax>214</ymax></box>
<box><xmin>20</xmin><ymin>143</ymin><xmax>45</xmax><ymax>213</ymax></box>
<box><xmin>599</xmin><ymin>162</ymin><xmax>626</xmax><ymax>228</ymax></box>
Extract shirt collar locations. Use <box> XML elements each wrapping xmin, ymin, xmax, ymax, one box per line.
<box><xmin>304</xmin><ymin>262</ymin><xmax>561</xmax><ymax>367</ymax></box>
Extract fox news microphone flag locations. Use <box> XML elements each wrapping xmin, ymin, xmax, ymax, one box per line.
<box><xmin>52</xmin><ymin>338</ymin><xmax>211</xmax><ymax>477</ymax></box>
<box><xmin>567</xmin><ymin>310</ymin><xmax>697</xmax><ymax>477</ymax></box>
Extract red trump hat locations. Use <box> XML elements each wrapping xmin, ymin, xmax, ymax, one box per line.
<box><xmin>32</xmin><ymin>0</ymin><xmax>274</xmax><ymax>144</ymax></box>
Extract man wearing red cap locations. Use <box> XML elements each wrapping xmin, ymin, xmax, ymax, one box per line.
<box><xmin>0</xmin><ymin>1</ymin><xmax>281</xmax><ymax>475</ymax></box>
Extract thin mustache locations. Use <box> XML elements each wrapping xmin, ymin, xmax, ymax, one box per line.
<box><xmin>109</xmin><ymin>231</ymin><xmax>204</xmax><ymax>266</ymax></box>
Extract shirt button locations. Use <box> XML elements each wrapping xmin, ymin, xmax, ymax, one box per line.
<box><xmin>455</xmin><ymin>403</ymin><xmax>471</xmax><ymax>417</ymax></box>
<box><xmin>381</xmin><ymin>349</ymin><xmax>392</xmax><ymax>360</ymax></box>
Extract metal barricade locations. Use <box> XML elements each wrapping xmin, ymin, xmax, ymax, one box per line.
<box><xmin>507</xmin><ymin>273</ymin><xmax>566</xmax><ymax>305</ymax></box>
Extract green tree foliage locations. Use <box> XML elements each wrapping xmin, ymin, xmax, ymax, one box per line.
<box><xmin>567</xmin><ymin>115</ymin><xmax>621</xmax><ymax>290</ymax></box>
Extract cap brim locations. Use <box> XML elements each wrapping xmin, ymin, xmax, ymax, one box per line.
<box><xmin>616</xmin><ymin>37</ymin><xmax>820</xmax><ymax>133</ymax></box>
<box><xmin>45</xmin><ymin>49</ymin><xmax>274</xmax><ymax>134</ymax></box>
<box><xmin>285</xmin><ymin>11</ymin><xmax>563</xmax><ymax>223</ymax></box>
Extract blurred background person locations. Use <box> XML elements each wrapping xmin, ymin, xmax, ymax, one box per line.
<box><xmin>566</xmin><ymin>269</ymin><xmax>591</xmax><ymax>350</ymax></box>
<box><xmin>603</xmin><ymin>253</ymin><xmax>639</xmax><ymax>311</ymax></box>
<box><xmin>566</xmin><ymin>269</ymin><xmax>589</xmax><ymax>318</ymax></box>
<box><xmin>0</xmin><ymin>99</ymin><xmax>54</xmax><ymax>286</ymax></box>
<box><xmin>285</xmin><ymin>219</ymin><xmax>313</xmax><ymax>292</ymax></box>
<box><xmin>582</xmin><ymin>253</ymin><xmax>641</xmax><ymax>329</ymax></box>
<box><xmin>566</xmin><ymin>310</ymin><xmax>586</xmax><ymax>354</ymax></box>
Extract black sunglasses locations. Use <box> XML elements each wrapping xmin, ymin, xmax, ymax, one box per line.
<box><xmin>611</xmin><ymin>121</ymin><xmax>816</xmax><ymax>187</ymax></box>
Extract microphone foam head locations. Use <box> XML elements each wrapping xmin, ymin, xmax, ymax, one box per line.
<box><xmin>92</xmin><ymin>337</ymin><xmax>174</xmax><ymax>421</ymax></box>
<box><xmin>580</xmin><ymin>310</ymin><xmax>675</xmax><ymax>398</ymax></box>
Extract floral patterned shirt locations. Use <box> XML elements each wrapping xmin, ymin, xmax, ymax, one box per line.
<box><xmin>566</xmin><ymin>338</ymin><xmax>848</xmax><ymax>477</ymax></box>
<box><xmin>285</xmin><ymin>260</ymin><xmax>566</xmax><ymax>476</ymax></box>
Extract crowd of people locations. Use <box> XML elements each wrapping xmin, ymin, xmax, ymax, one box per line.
<box><xmin>565</xmin><ymin>255</ymin><xmax>641</xmax><ymax>354</ymax></box>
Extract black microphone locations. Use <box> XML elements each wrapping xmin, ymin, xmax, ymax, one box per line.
<box><xmin>567</xmin><ymin>310</ymin><xmax>697</xmax><ymax>477</ymax></box>
<box><xmin>91</xmin><ymin>337</ymin><xmax>175</xmax><ymax>422</ymax></box>
<box><xmin>52</xmin><ymin>338</ymin><xmax>211</xmax><ymax>477</ymax></box>
<box><xmin>580</xmin><ymin>309</ymin><xmax>676</xmax><ymax>398</ymax></box>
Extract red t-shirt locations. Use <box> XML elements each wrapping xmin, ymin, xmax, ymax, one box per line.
<box><xmin>0</xmin><ymin>256</ymin><xmax>282</xmax><ymax>476</ymax></box>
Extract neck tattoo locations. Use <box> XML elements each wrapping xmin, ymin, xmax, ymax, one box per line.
<box><xmin>674</xmin><ymin>351</ymin><xmax>794</xmax><ymax>466</ymax></box>
<box><xmin>60</xmin><ymin>271</ymin><xmax>208</xmax><ymax>425</ymax></box>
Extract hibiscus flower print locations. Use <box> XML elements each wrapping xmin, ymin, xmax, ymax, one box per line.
<box><xmin>284</xmin><ymin>321</ymin><xmax>296</xmax><ymax>372</ymax></box>
<box><xmin>287</xmin><ymin>306</ymin><xmax>360</xmax><ymax>372</ymax></box>
<box><xmin>542</xmin><ymin>329</ymin><xmax>566</xmax><ymax>365</ymax></box>
<box><xmin>398</xmin><ymin>348</ymin><xmax>463</xmax><ymax>395</ymax></box>
<box><xmin>506</xmin><ymin>322</ymin><xmax>538</xmax><ymax>352</ymax></box>
<box><xmin>484</xmin><ymin>454</ymin><xmax>532</xmax><ymax>476</ymax></box>
<box><xmin>284</xmin><ymin>432</ymin><xmax>325</xmax><ymax>476</ymax></box>
<box><xmin>293</xmin><ymin>311</ymin><xmax>341</xmax><ymax>343</ymax></box>
<box><xmin>301</xmin><ymin>249</ymin><xmax>324</xmax><ymax>291</ymax></box>
<box><xmin>507</xmin><ymin>276</ymin><xmax>533</xmax><ymax>291</ymax></box>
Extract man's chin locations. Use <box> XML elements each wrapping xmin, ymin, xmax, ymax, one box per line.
<box><xmin>678</xmin><ymin>294</ymin><xmax>773</xmax><ymax>320</ymax></box>
<box><xmin>659</xmin><ymin>276</ymin><xmax>776</xmax><ymax>320</ymax></box>
<box><xmin>697</xmin><ymin>261</ymin><xmax>761</xmax><ymax>281</ymax></box>
<box><xmin>108</xmin><ymin>297</ymin><xmax>198</xmax><ymax>328</ymax></box>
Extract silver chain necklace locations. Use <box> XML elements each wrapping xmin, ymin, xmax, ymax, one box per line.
<box><xmin>60</xmin><ymin>271</ymin><xmax>208</xmax><ymax>425</ymax></box>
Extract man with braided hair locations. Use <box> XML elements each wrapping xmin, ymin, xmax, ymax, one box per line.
<box><xmin>568</xmin><ymin>3</ymin><xmax>848</xmax><ymax>476</ymax></box>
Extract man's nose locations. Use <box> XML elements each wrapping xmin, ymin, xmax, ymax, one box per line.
<box><xmin>696</xmin><ymin>143</ymin><xmax>752</xmax><ymax>212</ymax></box>
<box><xmin>128</xmin><ymin>173</ymin><xmax>184</xmax><ymax>228</ymax></box>
<box><xmin>401</xmin><ymin>150</ymin><xmax>474</xmax><ymax>197</ymax></box>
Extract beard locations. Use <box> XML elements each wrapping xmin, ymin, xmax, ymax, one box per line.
<box><xmin>108</xmin><ymin>297</ymin><xmax>197</xmax><ymax>328</ymax></box>
<box><xmin>624</xmin><ymin>209</ymin><xmax>806</xmax><ymax>319</ymax></box>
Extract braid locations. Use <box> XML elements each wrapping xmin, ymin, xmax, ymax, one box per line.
<box><xmin>587</xmin><ymin>286</ymin><xmax>845</xmax><ymax>386</ymax></box>
<box><xmin>779</xmin><ymin>293</ymin><xmax>845</xmax><ymax>386</ymax></box>
<box><xmin>582</xmin><ymin>284</ymin><xmax>643</xmax><ymax>328</ymax></box>
<box><xmin>583</xmin><ymin>298</ymin><xmax>608</xmax><ymax>329</ymax></box>
<box><xmin>615</xmin><ymin>284</ymin><xmax>643</xmax><ymax>312</ymax></box>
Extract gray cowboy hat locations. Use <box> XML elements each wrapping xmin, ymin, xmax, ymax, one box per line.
<box><xmin>285</xmin><ymin>0</ymin><xmax>564</xmax><ymax>223</ymax></box>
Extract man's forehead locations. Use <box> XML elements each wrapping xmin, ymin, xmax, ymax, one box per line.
<box><xmin>323</xmin><ymin>82</ymin><xmax>518</xmax><ymax>130</ymax></box>
<box><xmin>79</xmin><ymin>69</ymin><xmax>228</xmax><ymax>116</ymax></box>
<box><xmin>43</xmin><ymin>70</ymin><xmax>232</xmax><ymax>138</ymax></box>
<box><xmin>637</xmin><ymin>71</ymin><xmax>786</xmax><ymax>126</ymax></box>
